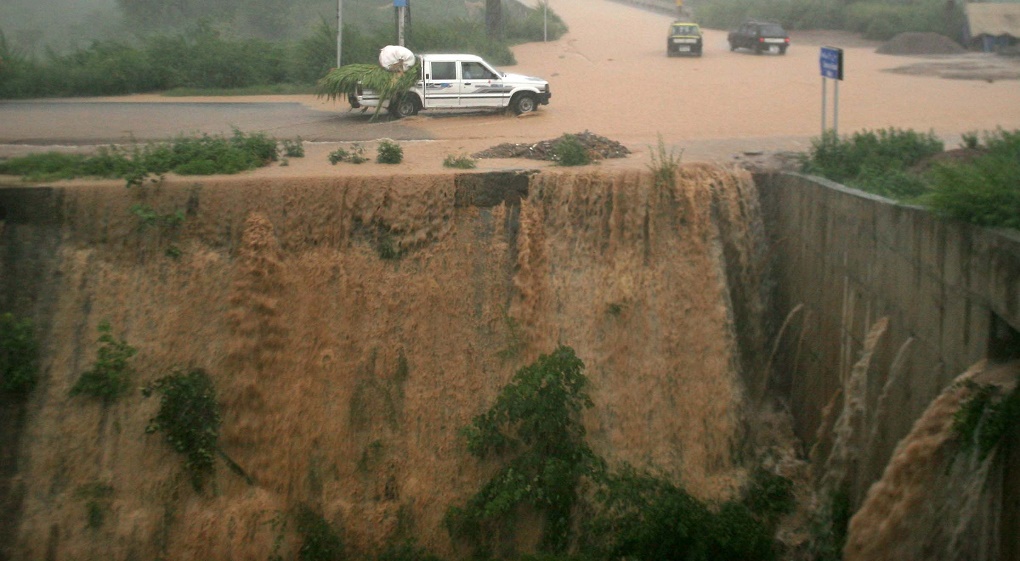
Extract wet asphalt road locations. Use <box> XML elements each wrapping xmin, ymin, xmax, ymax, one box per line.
<box><xmin>0</xmin><ymin>100</ymin><xmax>428</xmax><ymax>145</ymax></box>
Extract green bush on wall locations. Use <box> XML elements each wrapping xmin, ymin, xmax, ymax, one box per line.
<box><xmin>70</xmin><ymin>320</ymin><xmax>137</xmax><ymax>404</ymax></box>
<box><xmin>0</xmin><ymin>312</ymin><xmax>38</xmax><ymax>396</ymax></box>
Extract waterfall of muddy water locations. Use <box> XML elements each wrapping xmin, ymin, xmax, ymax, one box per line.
<box><xmin>5</xmin><ymin>164</ymin><xmax>766</xmax><ymax>559</ymax></box>
<box><xmin>844</xmin><ymin>360</ymin><xmax>1020</xmax><ymax>561</ymax></box>
<box><xmin>816</xmin><ymin>317</ymin><xmax>888</xmax><ymax>500</ymax></box>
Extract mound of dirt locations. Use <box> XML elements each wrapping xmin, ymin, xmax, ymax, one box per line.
<box><xmin>473</xmin><ymin>130</ymin><xmax>631</xmax><ymax>161</ymax></box>
<box><xmin>877</xmin><ymin>32</ymin><xmax>966</xmax><ymax>55</ymax></box>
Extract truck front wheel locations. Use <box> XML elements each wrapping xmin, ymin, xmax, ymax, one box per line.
<box><xmin>511</xmin><ymin>93</ymin><xmax>537</xmax><ymax>115</ymax></box>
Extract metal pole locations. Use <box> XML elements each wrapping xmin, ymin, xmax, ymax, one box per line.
<box><xmin>397</xmin><ymin>6</ymin><xmax>406</xmax><ymax>46</ymax></box>
<box><xmin>337</xmin><ymin>0</ymin><xmax>343</xmax><ymax>67</ymax></box>
<box><xmin>821</xmin><ymin>77</ymin><xmax>827</xmax><ymax>135</ymax></box>
<box><xmin>544</xmin><ymin>1</ymin><xmax>548</xmax><ymax>42</ymax></box>
<box><xmin>834</xmin><ymin>79</ymin><xmax>839</xmax><ymax>136</ymax></box>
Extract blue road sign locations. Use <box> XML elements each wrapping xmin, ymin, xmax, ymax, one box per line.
<box><xmin>820</xmin><ymin>46</ymin><xmax>844</xmax><ymax>80</ymax></box>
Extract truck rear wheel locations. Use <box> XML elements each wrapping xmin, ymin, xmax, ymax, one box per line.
<box><xmin>391</xmin><ymin>95</ymin><xmax>420</xmax><ymax>118</ymax></box>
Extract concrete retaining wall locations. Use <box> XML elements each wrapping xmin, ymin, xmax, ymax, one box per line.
<box><xmin>756</xmin><ymin>171</ymin><xmax>1020</xmax><ymax>507</ymax></box>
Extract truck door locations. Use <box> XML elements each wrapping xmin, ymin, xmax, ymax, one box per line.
<box><xmin>423</xmin><ymin>60</ymin><xmax>460</xmax><ymax>108</ymax></box>
<box><xmin>458</xmin><ymin>61</ymin><xmax>506</xmax><ymax>108</ymax></box>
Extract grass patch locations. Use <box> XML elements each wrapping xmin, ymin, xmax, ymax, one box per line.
<box><xmin>0</xmin><ymin>129</ymin><xmax>281</xmax><ymax>186</ymax></box>
<box><xmin>443</xmin><ymin>154</ymin><xmax>477</xmax><ymax>169</ymax></box>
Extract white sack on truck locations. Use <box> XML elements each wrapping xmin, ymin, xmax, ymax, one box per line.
<box><xmin>379</xmin><ymin>45</ymin><xmax>416</xmax><ymax>72</ymax></box>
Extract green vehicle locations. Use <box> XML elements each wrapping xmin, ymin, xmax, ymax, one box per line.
<box><xmin>667</xmin><ymin>21</ymin><xmax>703</xmax><ymax>57</ymax></box>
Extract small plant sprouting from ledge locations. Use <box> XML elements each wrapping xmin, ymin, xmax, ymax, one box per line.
<box><xmin>648</xmin><ymin>134</ymin><xmax>683</xmax><ymax>189</ymax></box>
<box><xmin>143</xmin><ymin>367</ymin><xmax>253</xmax><ymax>491</ymax></box>
<box><xmin>70</xmin><ymin>320</ymin><xmax>137</xmax><ymax>404</ymax></box>
<box><xmin>0</xmin><ymin>312</ymin><xmax>39</xmax><ymax>396</ymax></box>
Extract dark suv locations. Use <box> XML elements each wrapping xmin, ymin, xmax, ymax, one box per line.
<box><xmin>728</xmin><ymin>21</ymin><xmax>790</xmax><ymax>55</ymax></box>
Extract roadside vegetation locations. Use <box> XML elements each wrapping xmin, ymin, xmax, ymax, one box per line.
<box><xmin>0</xmin><ymin>0</ymin><xmax>566</xmax><ymax>99</ymax></box>
<box><xmin>689</xmin><ymin>0</ymin><xmax>966</xmax><ymax>42</ymax></box>
<box><xmin>801</xmin><ymin>127</ymin><xmax>1020</xmax><ymax>231</ymax></box>
<box><xmin>0</xmin><ymin>130</ymin><xmax>295</xmax><ymax>185</ymax></box>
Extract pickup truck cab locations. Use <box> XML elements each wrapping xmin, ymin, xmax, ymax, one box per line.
<box><xmin>353</xmin><ymin>53</ymin><xmax>552</xmax><ymax>118</ymax></box>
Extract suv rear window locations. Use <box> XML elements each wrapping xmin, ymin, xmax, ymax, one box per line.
<box><xmin>760</xmin><ymin>24</ymin><xmax>786</xmax><ymax>35</ymax></box>
<box><xmin>672</xmin><ymin>24</ymin><xmax>699</xmax><ymax>35</ymax></box>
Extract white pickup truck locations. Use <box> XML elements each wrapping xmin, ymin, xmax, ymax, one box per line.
<box><xmin>352</xmin><ymin>53</ymin><xmax>552</xmax><ymax>118</ymax></box>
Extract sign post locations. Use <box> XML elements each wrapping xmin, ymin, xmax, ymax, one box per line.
<box><xmin>395</xmin><ymin>0</ymin><xmax>409</xmax><ymax>47</ymax></box>
<box><xmin>819</xmin><ymin>46</ymin><xmax>844</xmax><ymax>137</ymax></box>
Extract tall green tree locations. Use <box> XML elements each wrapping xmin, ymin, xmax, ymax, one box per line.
<box><xmin>446</xmin><ymin>345</ymin><xmax>603</xmax><ymax>555</ymax></box>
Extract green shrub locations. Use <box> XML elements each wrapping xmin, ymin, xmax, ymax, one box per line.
<box><xmin>143</xmin><ymin>367</ymin><xmax>223</xmax><ymax>491</ymax></box>
<box><xmin>377</xmin><ymin>140</ymin><xmax>404</xmax><ymax>164</ymax></box>
<box><xmin>375</xmin><ymin>540</ymin><xmax>444</xmax><ymax>561</ymax></box>
<box><xmin>447</xmin><ymin>345</ymin><xmax>602</xmax><ymax>555</ymax></box>
<box><xmin>803</xmin><ymin>128</ymin><xmax>943</xmax><ymax>185</ymax></box>
<box><xmin>295</xmin><ymin>505</ymin><xmax>345</xmax><ymax>561</ymax></box>
<box><xmin>70</xmin><ymin>321</ymin><xmax>137</xmax><ymax>404</ymax></box>
<box><xmin>586</xmin><ymin>467</ymin><xmax>777</xmax><ymax>561</ymax></box>
<box><xmin>924</xmin><ymin>129</ymin><xmax>1020</xmax><ymax>230</ymax></box>
<box><xmin>851</xmin><ymin>166</ymin><xmax>929</xmax><ymax>201</ymax></box>
<box><xmin>742</xmin><ymin>468</ymin><xmax>795</xmax><ymax>525</ymax></box>
<box><xmin>0</xmin><ymin>312</ymin><xmax>38</xmax><ymax>395</ymax></box>
<box><xmin>281</xmin><ymin>137</ymin><xmax>305</xmax><ymax>158</ymax></box>
<box><xmin>552</xmin><ymin>134</ymin><xmax>592</xmax><ymax>167</ymax></box>
<box><xmin>442</xmin><ymin>154</ymin><xmax>477</xmax><ymax>169</ymax></box>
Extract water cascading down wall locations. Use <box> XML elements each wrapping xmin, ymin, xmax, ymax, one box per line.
<box><xmin>0</xmin><ymin>166</ymin><xmax>769</xmax><ymax>560</ymax></box>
